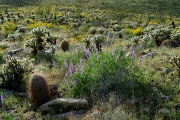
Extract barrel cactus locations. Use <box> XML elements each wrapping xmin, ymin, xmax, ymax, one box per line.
<box><xmin>28</xmin><ymin>73</ymin><xmax>50</xmax><ymax>107</ymax></box>
<box><xmin>60</xmin><ymin>40</ymin><xmax>69</xmax><ymax>52</ymax></box>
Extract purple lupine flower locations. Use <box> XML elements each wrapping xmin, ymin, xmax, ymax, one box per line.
<box><xmin>79</xmin><ymin>58</ymin><xmax>83</xmax><ymax>67</ymax></box>
<box><xmin>64</xmin><ymin>59</ymin><xmax>68</xmax><ymax>68</ymax></box>
<box><xmin>112</xmin><ymin>35</ymin><xmax>115</xmax><ymax>41</ymax></box>
<box><xmin>1</xmin><ymin>93</ymin><xmax>4</xmax><ymax>111</ymax></box>
<box><xmin>75</xmin><ymin>48</ymin><xmax>78</xmax><ymax>54</ymax></box>
<box><xmin>85</xmin><ymin>48</ymin><xmax>91</xmax><ymax>58</ymax></box>
<box><xmin>123</xmin><ymin>44</ymin><xmax>128</xmax><ymax>53</ymax></box>
<box><xmin>92</xmin><ymin>62</ymin><xmax>94</xmax><ymax>67</ymax></box>
<box><xmin>72</xmin><ymin>81</ymin><xmax>76</xmax><ymax>85</ymax></box>
<box><xmin>81</xmin><ymin>65</ymin><xmax>84</xmax><ymax>75</ymax></box>
<box><xmin>140</xmin><ymin>55</ymin><xmax>143</xmax><ymax>64</ymax></box>
<box><xmin>93</xmin><ymin>42</ymin><xmax>97</xmax><ymax>52</ymax></box>
<box><xmin>131</xmin><ymin>50</ymin><xmax>135</xmax><ymax>62</ymax></box>
<box><xmin>107</xmin><ymin>32</ymin><xmax>110</xmax><ymax>39</ymax></box>
<box><xmin>68</xmin><ymin>62</ymin><xmax>74</xmax><ymax>75</ymax></box>
<box><xmin>129</xmin><ymin>46</ymin><xmax>133</xmax><ymax>53</ymax></box>
<box><xmin>116</xmin><ymin>55</ymin><xmax>119</xmax><ymax>62</ymax></box>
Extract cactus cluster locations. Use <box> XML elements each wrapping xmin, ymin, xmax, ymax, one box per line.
<box><xmin>2</xmin><ymin>56</ymin><xmax>33</xmax><ymax>90</ymax></box>
<box><xmin>88</xmin><ymin>27</ymin><xmax>105</xmax><ymax>35</ymax></box>
<box><xmin>127</xmin><ymin>25</ymin><xmax>177</xmax><ymax>47</ymax></box>
<box><xmin>25</xmin><ymin>26</ymin><xmax>56</xmax><ymax>56</ymax></box>
<box><xmin>170</xmin><ymin>32</ymin><xmax>180</xmax><ymax>41</ymax></box>
<box><xmin>82</xmin><ymin>34</ymin><xmax>105</xmax><ymax>51</ymax></box>
<box><xmin>169</xmin><ymin>55</ymin><xmax>180</xmax><ymax>72</ymax></box>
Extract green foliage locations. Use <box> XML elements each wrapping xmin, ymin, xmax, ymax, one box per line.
<box><xmin>53</xmin><ymin>46</ymin><xmax>85</xmax><ymax>68</ymax></box>
<box><xmin>68</xmin><ymin>49</ymin><xmax>152</xmax><ymax>103</ymax></box>
<box><xmin>1</xmin><ymin>56</ymin><xmax>33</xmax><ymax>91</ymax></box>
<box><xmin>1</xmin><ymin>22</ymin><xmax>16</xmax><ymax>38</ymax></box>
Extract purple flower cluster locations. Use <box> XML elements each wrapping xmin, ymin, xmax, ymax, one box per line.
<box><xmin>1</xmin><ymin>93</ymin><xmax>4</xmax><ymax>111</ymax></box>
<box><xmin>85</xmin><ymin>48</ymin><xmax>91</xmax><ymax>58</ymax></box>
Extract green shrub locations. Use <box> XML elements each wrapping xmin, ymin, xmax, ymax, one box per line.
<box><xmin>67</xmin><ymin>49</ymin><xmax>152</xmax><ymax>102</ymax></box>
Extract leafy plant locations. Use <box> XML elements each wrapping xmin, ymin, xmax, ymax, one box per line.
<box><xmin>68</xmin><ymin>49</ymin><xmax>152</xmax><ymax>103</ymax></box>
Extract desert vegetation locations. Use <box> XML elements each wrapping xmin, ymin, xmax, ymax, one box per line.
<box><xmin>0</xmin><ymin>0</ymin><xmax>180</xmax><ymax>119</ymax></box>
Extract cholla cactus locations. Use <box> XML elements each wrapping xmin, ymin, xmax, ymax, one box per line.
<box><xmin>89</xmin><ymin>27</ymin><xmax>97</xmax><ymax>34</ymax></box>
<box><xmin>110</xmin><ymin>24</ymin><xmax>121</xmax><ymax>32</ymax></box>
<box><xmin>82</xmin><ymin>35</ymin><xmax>93</xmax><ymax>49</ymax></box>
<box><xmin>92</xmin><ymin>34</ymin><xmax>106</xmax><ymax>43</ymax></box>
<box><xmin>143</xmin><ymin>25</ymin><xmax>156</xmax><ymax>34</ymax></box>
<box><xmin>2</xmin><ymin>56</ymin><xmax>33</xmax><ymax>90</ymax></box>
<box><xmin>92</xmin><ymin>34</ymin><xmax>106</xmax><ymax>51</ymax></box>
<box><xmin>169</xmin><ymin>55</ymin><xmax>180</xmax><ymax>74</ymax></box>
<box><xmin>96</xmin><ymin>27</ymin><xmax>105</xmax><ymax>34</ymax></box>
<box><xmin>25</xmin><ymin>26</ymin><xmax>56</xmax><ymax>56</ymax></box>
<box><xmin>170</xmin><ymin>33</ymin><xmax>180</xmax><ymax>41</ymax></box>
<box><xmin>30</xmin><ymin>26</ymin><xmax>48</xmax><ymax>39</ymax></box>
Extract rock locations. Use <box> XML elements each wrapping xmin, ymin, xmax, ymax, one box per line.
<box><xmin>161</xmin><ymin>95</ymin><xmax>169</xmax><ymax>100</ymax></box>
<box><xmin>54</xmin><ymin>112</ymin><xmax>82</xmax><ymax>120</ymax></box>
<box><xmin>142</xmin><ymin>52</ymin><xmax>156</xmax><ymax>58</ymax></box>
<box><xmin>127</xmin><ymin>99</ymin><xmax>139</xmax><ymax>104</ymax></box>
<box><xmin>39</xmin><ymin>98</ymin><xmax>88</xmax><ymax>114</ymax></box>
<box><xmin>158</xmin><ymin>108</ymin><xmax>170</xmax><ymax>115</ymax></box>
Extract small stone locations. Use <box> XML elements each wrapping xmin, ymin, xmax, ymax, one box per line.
<box><xmin>161</xmin><ymin>95</ymin><xmax>169</xmax><ymax>100</ymax></box>
<box><xmin>142</xmin><ymin>52</ymin><xmax>156</xmax><ymax>58</ymax></box>
<box><xmin>158</xmin><ymin>108</ymin><xmax>170</xmax><ymax>114</ymax></box>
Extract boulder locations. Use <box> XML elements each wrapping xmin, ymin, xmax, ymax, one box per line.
<box><xmin>39</xmin><ymin>98</ymin><xmax>88</xmax><ymax>114</ymax></box>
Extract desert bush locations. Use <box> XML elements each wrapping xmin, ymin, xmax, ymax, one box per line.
<box><xmin>133</xmin><ymin>27</ymin><xmax>142</xmax><ymax>36</ymax></box>
<box><xmin>1</xmin><ymin>22</ymin><xmax>16</xmax><ymax>37</ymax></box>
<box><xmin>1</xmin><ymin>56</ymin><xmax>33</xmax><ymax>91</ymax></box>
<box><xmin>68</xmin><ymin>49</ymin><xmax>152</xmax><ymax>103</ymax></box>
<box><xmin>26</xmin><ymin>22</ymin><xmax>54</xmax><ymax>30</ymax></box>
